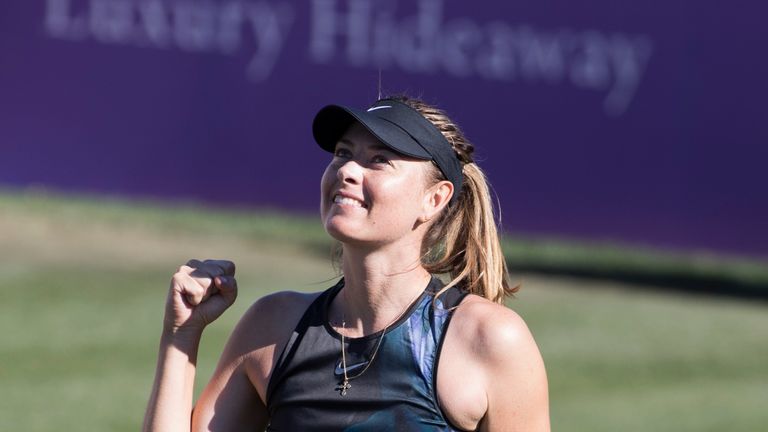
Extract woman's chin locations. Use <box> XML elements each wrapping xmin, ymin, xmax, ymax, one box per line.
<box><xmin>324</xmin><ymin>223</ymin><xmax>364</xmax><ymax>244</ymax></box>
<box><xmin>324</xmin><ymin>217</ymin><xmax>381</xmax><ymax>245</ymax></box>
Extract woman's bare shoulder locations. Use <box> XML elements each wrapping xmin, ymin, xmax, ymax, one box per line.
<box><xmin>231</xmin><ymin>289</ymin><xmax>325</xmax><ymax>350</ymax></box>
<box><xmin>450</xmin><ymin>294</ymin><xmax>550</xmax><ymax>430</ymax></box>
<box><xmin>452</xmin><ymin>294</ymin><xmax>534</xmax><ymax>351</ymax></box>
<box><xmin>246</xmin><ymin>290</ymin><xmax>323</xmax><ymax>323</ymax></box>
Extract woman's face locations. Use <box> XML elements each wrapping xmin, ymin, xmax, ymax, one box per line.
<box><xmin>320</xmin><ymin>122</ymin><xmax>433</xmax><ymax>247</ymax></box>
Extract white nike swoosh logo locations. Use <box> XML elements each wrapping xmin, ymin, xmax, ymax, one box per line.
<box><xmin>367</xmin><ymin>105</ymin><xmax>392</xmax><ymax>112</ymax></box>
<box><xmin>334</xmin><ymin>359</ymin><xmax>369</xmax><ymax>376</ymax></box>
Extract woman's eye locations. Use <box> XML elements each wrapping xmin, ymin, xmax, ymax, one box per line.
<box><xmin>371</xmin><ymin>155</ymin><xmax>390</xmax><ymax>164</ymax></box>
<box><xmin>334</xmin><ymin>148</ymin><xmax>352</xmax><ymax>158</ymax></box>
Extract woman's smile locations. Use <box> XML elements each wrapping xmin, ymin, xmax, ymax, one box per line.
<box><xmin>333</xmin><ymin>192</ymin><xmax>368</xmax><ymax>209</ymax></box>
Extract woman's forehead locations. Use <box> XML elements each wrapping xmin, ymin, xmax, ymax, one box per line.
<box><xmin>336</xmin><ymin>137</ymin><xmax>393</xmax><ymax>153</ymax></box>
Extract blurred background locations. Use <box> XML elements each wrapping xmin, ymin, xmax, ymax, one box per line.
<box><xmin>1</xmin><ymin>1</ymin><xmax>766</xmax><ymax>430</ymax></box>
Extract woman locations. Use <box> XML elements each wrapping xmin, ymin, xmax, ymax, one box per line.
<box><xmin>143</xmin><ymin>96</ymin><xmax>550</xmax><ymax>431</ymax></box>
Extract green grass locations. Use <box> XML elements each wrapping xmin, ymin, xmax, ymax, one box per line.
<box><xmin>504</xmin><ymin>236</ymin><xmax>768</xmax><ymax>296</ymax></box>
<box><xmin>1</xmin><ymin>188</ymin><xmax>767</xmax><ymax>431</ymax></box>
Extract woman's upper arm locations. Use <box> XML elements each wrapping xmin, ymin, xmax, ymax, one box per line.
<box><xmin>190</xmin><ymin>300</ymin><xmax>269</xmax><ymax>432</ymax></box>
<box><xmin>191</xmin><ymin>291</ymin><xmax>315</xmax><ymax>432</ymax></box>
<box><xmin>478</xmin><ymin>307</ymin><xmax>550</xmax><ymax>432</ymax></box>
<box><xmin>192</xmin><ymin>358</ymin><xmax>268</xmax><ymax>431</ymax></box>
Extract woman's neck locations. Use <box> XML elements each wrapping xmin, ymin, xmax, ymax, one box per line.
<box><xmin>332</xmin><ymin>242</ymin><xmax>431</xmax><ymax>337</ymax></box>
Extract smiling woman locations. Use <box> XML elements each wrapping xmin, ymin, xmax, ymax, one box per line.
<box><xmin>320</xmin><ymin>123</ymin><xmax>440</xmax><ymax>245</ymax></box>
<box><xmin>143</xmin><ymin>96</ymin><xmax>550</xmax><ymax>431</ymax></box>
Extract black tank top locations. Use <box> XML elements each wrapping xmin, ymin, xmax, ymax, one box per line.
<box><xmin>266</xmin><ymin>277</ymin><xmax>468</xmax><ymax>431</ymax></box>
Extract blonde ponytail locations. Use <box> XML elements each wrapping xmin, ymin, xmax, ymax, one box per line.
<box><xmin>394</xmin><ymin>96</ymin><xmax>518</xmax><ymax>304</ymax></box>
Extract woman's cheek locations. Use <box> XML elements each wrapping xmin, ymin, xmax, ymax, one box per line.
<box><xmin>320</xmin><ymin>166</ymin><xmax>336</xmax><ymax>207</ymax></box>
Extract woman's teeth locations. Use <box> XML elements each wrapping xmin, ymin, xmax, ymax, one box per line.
<box><xmin>334</xmin><ymin>195</ymin><xmax>365</xmax><ymax>208</ymax></box>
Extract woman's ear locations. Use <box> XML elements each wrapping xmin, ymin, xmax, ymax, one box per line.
<box><xmin>421</xmin><ymin>180</ymin><xmax>453</xmax><ymax>222</ymax></box>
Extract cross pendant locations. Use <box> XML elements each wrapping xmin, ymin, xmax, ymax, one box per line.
<box><xmin>336</xmin><ymin>379</ymin><xmax>351</xmax><ymax>396</ymax></box>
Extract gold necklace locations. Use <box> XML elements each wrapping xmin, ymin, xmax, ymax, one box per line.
<box><xmin>335</xmin><ymin>284</ymin><xmax>428</xmax><ymax>396</ymax></box>
<box><xmin>335</xmin><ymin>316</ymin><xmax>388</xmax><ymax>396</ymax></box>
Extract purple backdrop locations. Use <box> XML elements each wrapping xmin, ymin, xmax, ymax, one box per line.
<box><xmin>2</xmin><ymin>0</ymin><xmax>767</xmax><ymax>256</ymax></box>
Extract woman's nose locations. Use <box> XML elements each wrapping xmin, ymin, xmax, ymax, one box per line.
<box><xmin>337</xmin><ymin>160</ymin><xmax>363</xmax><ymax>184</ymax></box>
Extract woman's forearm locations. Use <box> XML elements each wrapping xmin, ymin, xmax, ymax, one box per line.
<box><xmin>143</xmin><ymin>329</ymin><xmax>202</xmax><ymax>432</ymax></box>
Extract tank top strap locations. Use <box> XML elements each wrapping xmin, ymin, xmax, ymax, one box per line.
<box><xmin>266</xmin><ymin>279</ymin><xmax>343</xmax><ymax>402</ymax></box>
<box><xmin>406</xmin><ymin>278</ymin><xmax>469</xmax><ymax>397</ymax></box>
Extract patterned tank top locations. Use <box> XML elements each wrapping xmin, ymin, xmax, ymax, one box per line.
<box><xmin>265</xmin><ymin>277</ymin><xmax>468</xmax><ymax>431</ymax></box>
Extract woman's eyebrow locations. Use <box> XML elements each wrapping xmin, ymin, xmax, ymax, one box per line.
<box><xmin>336</xmin><ymin>139</ymin><xmax>395</xmax><ymax>154</ymax></box>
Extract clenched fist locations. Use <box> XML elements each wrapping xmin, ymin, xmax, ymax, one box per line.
<box><xmin>164</xmin><ymin>259</ymin><xmax>238</xmax><ymax>333</ymax></box>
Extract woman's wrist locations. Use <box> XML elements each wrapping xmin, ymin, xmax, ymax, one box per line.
<box><xmin>162</xmin><ymin>313</ymin><xmax>207</xmax><ymax>336</ymax></box>
<box><xmin>160</xmin><ymin>324</ymin><xmax>204</xmax><ymax>354</ymax></box>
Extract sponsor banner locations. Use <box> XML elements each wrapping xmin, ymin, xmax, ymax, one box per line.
<box><xmin>1</xmin><ymin>0</ymin><xmax>766</xmax><ymax>255</ymax></box>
